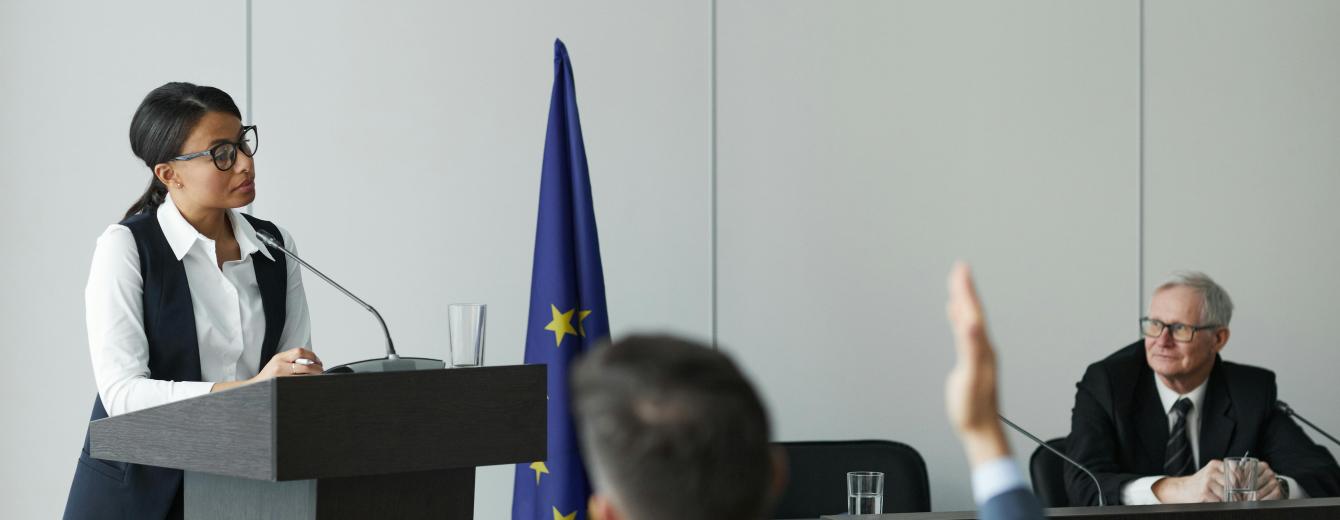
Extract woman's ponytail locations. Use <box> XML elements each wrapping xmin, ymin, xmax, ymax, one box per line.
<box><xmin>123</xmin><ymin>177</ymin><xmax>170</xmax><ymax>220</ymax></box>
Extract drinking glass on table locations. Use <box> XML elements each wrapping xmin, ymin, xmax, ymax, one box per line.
<box><xmin>448</xmin><ymin>303</ymin><xmax>486</xmax><ymax>367</ymax></box>
<box><xmin>1224</xmin><ymin>457</ymin><xmax>1260</xmax><ymax>502</ymax></box>
<box><xmin>847</xmin><ymin>471</ymin><xmax>884</xmax><ymax>514</ymax></box>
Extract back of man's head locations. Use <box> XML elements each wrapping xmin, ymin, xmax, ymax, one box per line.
<box><xmin>571</xmin><ymin>335</ymin><xmax>775</xmax><ymax>520</ymax></box>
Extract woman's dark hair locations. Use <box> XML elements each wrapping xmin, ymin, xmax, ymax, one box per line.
<box><xmin>123</xmin><ymin>82</ymin><xmax>243</xmax><ymax>219</ymax></box>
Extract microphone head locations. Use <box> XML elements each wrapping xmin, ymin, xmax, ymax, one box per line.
<box><xmin>1277</xmin><ymin>400</ymin><xmax>1292</xmax><ymax>413</ymax></box>
<box><xmin>254</xmin><ymin>229</ymin><xmax>280</xmax><ymax>248</ymax></box>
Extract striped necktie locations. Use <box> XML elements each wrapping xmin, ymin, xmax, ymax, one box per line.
<box><xmin>1165</xmin><ymin>397</ymin><xmax>1195</xmax><ymax>477</ymax></box>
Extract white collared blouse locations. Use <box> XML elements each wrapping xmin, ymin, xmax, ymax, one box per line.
<box><xmin>85</xmin><ymin>194</ymin><xmax>311</xmax><ymax>416</ymax></box>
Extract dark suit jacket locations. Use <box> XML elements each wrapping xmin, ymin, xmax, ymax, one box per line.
<box><xmin>1064</xmin><ymin>340</ymin><xmax>1340</xmax><ymax>506</ymax></box>
<box><xmin>981</xmin><ymin>488</ymin><xmax>1044</xmax><ymax>520</ymax></box>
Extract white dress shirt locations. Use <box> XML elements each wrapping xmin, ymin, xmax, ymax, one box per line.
<box><xmin>86</xmin><ymin>194</ymin><xmax>311</xmax><ymax>416</ymax></box>
<box><xmin>1120</xmin><ymin>377</ymin><xmax>1306</xmax><ymax>504</ymax></box>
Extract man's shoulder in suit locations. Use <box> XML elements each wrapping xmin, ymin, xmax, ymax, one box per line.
<box><xmin>1077</xmin><ymin>340</ymin><xmax>1147</xmax><ymax>396</ymax></box>
<box><xmin>1214</xmin><ymin>356</ymin><xmax>1278</xmax><ymax>415</ymax></box>
<box><xmin>1096</xmin><ymin>340</ymin><xmax>1146</xmax><ymax>370</ymax></box>
<box><xmin>1218</xmin><ymin>357</ymin><xmax>1275</xmax><ymax>387</ymax></box>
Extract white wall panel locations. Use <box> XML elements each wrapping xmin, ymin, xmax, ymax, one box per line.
<box><xmin>1144</xmin><ymin>0</ymin><xmax>1340</xmax><ymax>463</ymax></box>
<box><xmin>716</xmin><ymin>0</ymin><xmax>1138</xmax><ymax>510</ymax></box>
<box><xmin>9</xmin><ymin>0</ymin><xmax>1340</xmax><ymax>516</ymax></box>
<box><xmin>0</xmin><ymin>1</ymin><xmax>247</xmax><ymax>516</ymax></box>
<box><xmin>250</xmin><ymin>2</ymin><xmax>710</xmax><ymax>517</ymax></box>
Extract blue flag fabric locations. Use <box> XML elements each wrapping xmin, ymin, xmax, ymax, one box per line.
<box><xmin>511</xmin><ymin>39</ymin><xmax>607</xmax><ymax>520</ymax></box>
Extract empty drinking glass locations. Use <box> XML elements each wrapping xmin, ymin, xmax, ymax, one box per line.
<box><xmin>448</xmin><ymin>303</ymin><xmax>486</xmax><ymax>367</ymax></box>
<box><xmin>1224</xmin><ymin>457</ymin><xmax>1259</xmax><ymax>502</ymax></box>
<box><xmin>847</xmin><ymin>471</ymin><xmax>884</xmax><ymax>515</ymax></box>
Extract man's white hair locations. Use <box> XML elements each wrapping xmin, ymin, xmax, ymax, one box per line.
<box><xmin>1154</xmin><ymin>271</ymin><xmax>1234</xmax><ymax>326</ymax></box>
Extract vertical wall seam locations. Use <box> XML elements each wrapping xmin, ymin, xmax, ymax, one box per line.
<box><xmin>245</xmin><ymin>0</ymin><xmax>253</xmax><ymax>123</ymax></box>
<box><xmin>244</xmin><ymin>0</ymin><xmax>254</xmax><ymax>214</ymax></box>
<box><xmin>1138</xmin><ymin>0</ymin><xmax>1146</xmax><ymax>315</ymax></box>
<box><xmin>709</xmin><ymin>0</ymin><xmax>719</xmax><ymax>349</ymax></box>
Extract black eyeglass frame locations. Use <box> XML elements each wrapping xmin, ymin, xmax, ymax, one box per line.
<box><xmin>169</xmin><ymin>125</ymin><xmax>258</xmax><ymax>171</ymax></box>
<box><xmin>1139</xmin><ymin>317</ymin><xmax>1221</xmax><ymax>342</ymax></box>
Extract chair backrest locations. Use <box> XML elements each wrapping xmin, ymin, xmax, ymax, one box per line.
<box><xmin>772</xmin><ymin>440</ymin><xmax>930</xmax><ymax>519</ymax></box>
<box><xmin>1028</xmin><ymin>437</ymin><xmax>1070</xmax><ymax>508</ymax></box>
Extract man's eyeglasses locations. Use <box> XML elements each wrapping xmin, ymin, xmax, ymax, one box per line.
<box><xmin>170</xmin><ymin>125</ymin><xmax>258</xmax><ymax>171</ymax></box>
<box><xmin>1140</xmin><ymin>317</ymin><xmax>1220</xmax><ymax>342</ymax></box>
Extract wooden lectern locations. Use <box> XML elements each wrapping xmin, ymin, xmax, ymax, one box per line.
<box><xmin>88</xmin><ymin>365</ymin><xmax>546</xmax><ymax>519</ymax></box>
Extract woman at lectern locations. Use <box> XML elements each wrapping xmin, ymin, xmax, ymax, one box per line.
<box><xmin>64</xmin><ymin>82</ymin><xmax>323</xmax><ymax>520</ymax></box>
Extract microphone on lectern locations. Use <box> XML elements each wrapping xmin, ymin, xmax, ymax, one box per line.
<box><xmin>255</xmin><ymin>229</ymin><xmax>444</xmax><ymax>373</ymax></box>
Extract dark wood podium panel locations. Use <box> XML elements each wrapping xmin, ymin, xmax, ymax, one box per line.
<box><xmin>90</xmin><ymin>365</ymin><xmax>545</xmax><ymax>519</ymax></box>
<box><xmin>90</xmin><ymin>365</ymin><xmax>547</xmax><ymax>481</ymax></box>
<box><xmin>273</xmin><ymin>365</ymin><xmax>546</xmax><ymax>480</ymax></box>
<box><xmin>820</xmin><ymin>497</ymin><xmax>1340</xmax><ymax>520</ymax></box>
<box><xmin>92</xmin><ymin>381</ymin><xmax>276</xmax><ymax>479</ymax></box>
<box><xmin>186</xmin><ymin>468</ymin><xmax>474</xmax><ymax>519</ymax></box>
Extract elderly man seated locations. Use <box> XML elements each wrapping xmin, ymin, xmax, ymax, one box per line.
<box><xmin>1066</xmin><ymin>272</ymin><xmax>1340</xmax><ymax>505</ymax></box>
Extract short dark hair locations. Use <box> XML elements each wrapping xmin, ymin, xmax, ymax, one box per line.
<box><xmin>571</xmin><ymin>335</ymin><xmax>774</xmax><ymax>520</ymax></box>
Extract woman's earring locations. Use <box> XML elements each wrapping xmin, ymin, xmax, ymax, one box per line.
<box><xmin>175</xmin><ymin>182</ymin><xmax>183</xmax><ymax>189</ymax></box>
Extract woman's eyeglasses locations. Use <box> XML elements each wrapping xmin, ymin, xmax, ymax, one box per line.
<box><xmin>170</xmin><ymin>125</ymin><xmax>258</xmax><ymax>171</ymax></box>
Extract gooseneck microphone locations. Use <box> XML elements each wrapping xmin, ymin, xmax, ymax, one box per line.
<box><xmin>998</xmin><ymin>414</ymin><xmax>1106</xmax><ymax>507</ymax></box>
<box><xmin>1277</xmin><ymin>400</ymin><xmax>1340</xmax><ymax>447</ymax></box>
<box><xmin>255</xmin><ymin>230</ymin><xmax>398</xmax><ymax>360</ymax></box>
<box><xmin>256</xmin><ymin>229</ymin><xmax>443</xmax><ymax>373</ymax></box>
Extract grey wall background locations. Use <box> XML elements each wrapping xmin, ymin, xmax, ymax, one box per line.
<box><xmin>715</xmin><ymin>0</ymin><xmax>1138</xmax><ymax>509</ymax></box>
<box><xmin>1</xmin><ymin>0</ymin><xmax>1337</xmax><ymax>517</ymax></box>
<box><xmin>1142</xmin><ymin>0</ymin><xmax>1340</xmax><ymax>445</ymax></box>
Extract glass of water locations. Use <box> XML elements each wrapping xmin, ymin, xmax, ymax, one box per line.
<box><xmin>448</xmin><ymin>303</ymin><xmax>486</xmax><ymax>367</ymax></box>
<box><xmin>847</xmin><ymin>471</ymin><xmax>884</xmax><ymax>515</ymax></box>
<box><xmin>1224</xmin><ymin>457</ymin><xmax>1259</xmax><ymax>502</ymax></box>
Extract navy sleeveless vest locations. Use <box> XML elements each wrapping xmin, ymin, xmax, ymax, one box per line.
<box><xmin>63</xmin><ymin>211</ymin><xmax>288</xmax><ymax>520</ymax></box>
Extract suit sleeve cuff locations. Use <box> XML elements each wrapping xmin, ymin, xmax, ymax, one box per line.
<box><xmin>972</xmin><ymin>457</ymin><xmax>1028</xmax><ymax>506</ymax></box>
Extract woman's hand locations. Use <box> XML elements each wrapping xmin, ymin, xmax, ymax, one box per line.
<box><xmin>255</xmin><ymin>347</ymin><xmax>323</xmax><ymax>381</ymax></box>
<box><xmin>211</xmin><ymin>347</ymin><xmax>322</xmax><ymax>392</ymax></box>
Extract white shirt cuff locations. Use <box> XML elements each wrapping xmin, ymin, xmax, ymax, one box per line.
<box><xmin>178</xmin><ymin>380</ymin><xmax>216</xmax><ymax>400</ymax></box>
<box><xmin>1121</xmin><ymin>475</ymin><xmax>1164</xmax><ymax>505</ymax></box>
<box><xmin>972</xmin><ymin>457</ymin><xmax>1028</xmax><ymax>506</ymax></box>
<box><xmin>1118</xmin><ymin>474</ymin><xmax>1306</xmax><ymax>503</ymax></box>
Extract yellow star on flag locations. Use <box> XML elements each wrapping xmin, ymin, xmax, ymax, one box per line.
<box><xmin>529</xmin><ymin>461</ymin><xmax>549</xmax><ymax>485</ymax></box>
<box><xmin>544</xmin><ymin>304</ymin><xmax>578</xmax><ymax>347</ymax></box>
<box><xmin>552</xmin><ymin>507</ymin><xmax>576</xmax><ymax>520</ymax></box>
<box><xmin>577</xmin><ymin>309</ymin><xmax>593</xmax><ymax>337</ymax></box>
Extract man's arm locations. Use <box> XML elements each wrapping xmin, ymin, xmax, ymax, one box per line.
<box><xmin>944</xmin><ymin>263</ymin><xmax>1045</xmax><ymax>520</ymax></box>
<box><xmin>1067</xmin><ymin>358</ymin><xmax>1235</xmax><ymax>505</ymax></box>
<box><xmin>1259</xmin><ymin>380</ymin><xmax>1340</xmax><ymax>498</ymax></box>
<box><xmin>982</xmin><ymin>488</ymin><xmax>1048</xmax><ymax>520</ymax></box>
<box><xmin>1065</xmin><ymin>365</ymin><xmax>1150</xmax><ymax>506</ymax></box>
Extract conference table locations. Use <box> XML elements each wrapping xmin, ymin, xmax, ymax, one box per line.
<box><xmin>804</xmin><ymin>496</ymin><xmax>1340</xmax><ymax>519</ymax></box>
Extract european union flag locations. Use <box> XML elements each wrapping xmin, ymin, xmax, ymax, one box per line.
<box><xmin>511</xmin><ymin>39</ymin><xmax>607</xmax><ymax>520</ymax></box>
